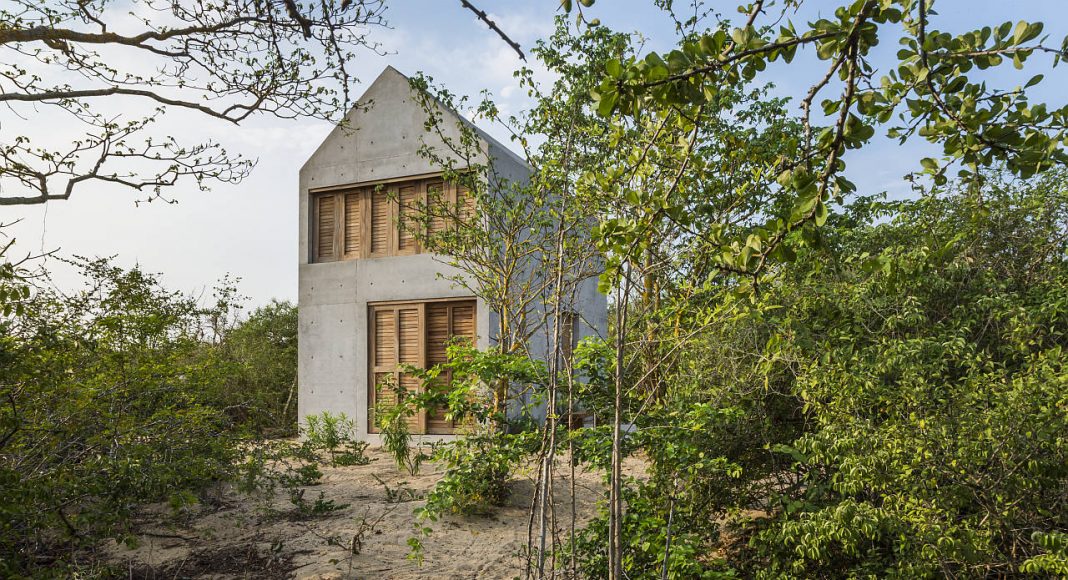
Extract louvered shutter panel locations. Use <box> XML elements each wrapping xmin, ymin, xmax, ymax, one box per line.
<box><xmin>425</xmin><ymin>303</ymin><xmax>453</xmax><ymax>433</ymax></box>
<box><xmin>370</xmin><ymin>187</ymin><xmax>390</xmax><ymax>255</ymax></box>
<box><xmin>397</xmin><ymin>184</ymin><xmax>419</xmax><ymax>253</ymax></box>
<box><xmin>456</xmin><ymin>184</ymin><xmax>475</xmax><ymax>225</ymax></box>
<box><xmin>370</xmin><ymin>308</ymin><xmax>396</xmax><ymax>431</ymax></box>
<box><xmin>370</xmin><ymin>305</ymin><xmax>427</xmax><ymax>433</ymax></box>
<box><xmin>426</xmin><ymin>180</ymin><xmax>447</xmax><ymax>238</ymax></box>
<box><xmin>316</xmin><ymin>195</ymin><xmax>337</xmax><ymax>261</ymax></box>
<box><xmin>425</xmin><ymin>300</ymin><xmax>477</xmax><ymax>434</ymax></box>
<box><xmin>397</xmin><ymin>305</ymin><xmax>424</xmax><ymax>431</ymax></box>
<box><xmin>374</xmin><ymin>309</ymin><xmax>396</xmax><ymax>366</ymax></box>
<box><xmin>343</xmin><ymin>191</ymin><xmax>362</xmax><ymax>257</ymax></box>
<box><xmin>451</xmin><ymin>302</ymin><xmax>476</xmax><ymax>343</ymax></box>
<box><xmin>426</xmin><ymin>304</ymin><xmax>450</xmax><ymax>365</ymax></box>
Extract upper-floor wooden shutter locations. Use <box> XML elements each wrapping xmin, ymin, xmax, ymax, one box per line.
<box><xmin>370</xmin><ymin>186</ymin><xmax>391</xmax><ymax>256</ymax></box>
<box><xmin>426</xmin><ymin>180</ymin><xmax>447</xmax><ymax>238</ymax></box>
<box><xmin>455</xmin><ymin>183</ymin><xmax>475</xmax><ymax>225</ymax></box>
<box><xmin>397</xmin><ymin>184</ymin><xmax>420</xmax><ymax>254</ymax></box>
<box><xmin>343</xmin><ymin>191</ymin><xmax>362</xmax><ymax>258</ymax></box>
<box><xmin>315</xmin><ymin>194</ymin><xmax>338</xmax><ymax>261</ymax></box>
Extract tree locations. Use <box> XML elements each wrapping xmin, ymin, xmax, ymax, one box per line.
<box><xmin>546</xmin><ymin>3</ymin><xmax>1068</xmax><ymax>577</ymax></box>
<box><xmin>0</xmin><ymin>0</ymin><xmax>387</xmax><ymax>205</ymax></box>
<box><xmin>572</xmin><ymin>0</ymin><xmax>1068</xmax><ymax>277</ymax></box>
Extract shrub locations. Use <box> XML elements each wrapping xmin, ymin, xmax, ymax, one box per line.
<box><xmin>0</xmin><ymin>258</ymin><xmax>240</xmax><ymax>573</ymax></box>
<box><xmin>303</xmin><ymin>411</ymin><xmax>370</xmax><ymax>467</ymax></box>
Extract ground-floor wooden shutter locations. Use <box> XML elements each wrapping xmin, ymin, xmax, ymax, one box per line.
<box><xmin>369</xmin><ymin>299</ymin><xmax>476</xmax><ymax>434</ymax></box>
<box><xmin>369</xmin><ymin>304</ymin><xmax>425</xmax><ymax>433</ymax></box>
<box><xmin>424</xmin><ymin>301</ymin><xmax>476</xmax><ymax>434</ymax></box>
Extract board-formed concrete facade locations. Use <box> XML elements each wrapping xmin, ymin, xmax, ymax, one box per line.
<box><xmin>297</xmin><ymin>67</ymin><xmax>607</xmax><ymax>442</ymax></box>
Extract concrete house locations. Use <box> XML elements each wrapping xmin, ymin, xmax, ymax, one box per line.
<box><xmin>297</xmin><ymin>67</ymin><xmax>606</xmax><ymax>442</ymax></box>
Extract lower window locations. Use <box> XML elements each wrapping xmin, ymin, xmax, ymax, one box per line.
<box><xmin>368</xmin><ymin>299</ymin><xmax>476</xmax><ymax>434</ymax></box>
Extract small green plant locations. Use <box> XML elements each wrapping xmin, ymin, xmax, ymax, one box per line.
<box><xmin>302</xmin><ymin>411</ymin><xmax>371</xmax><ymax>467</ymax></box>
<box><xmin>372</xmin><ymin>474</ymin><xmax>423</xmax><ymax>503</ymax></box>
<box><xmin>377</xmin><ymin>383</ymin><xmax>426</xmax><ymax>475</ymax></box>
<box><xmin>288</xmin><ymin>488</ymin><xmax>349</xmax><ymax>518</ymax></box>
<box><xmin>417</xmin><ymin>431</ymin><xmax>534</xmax><ymax>519</ymax></box>
<box><xmin>332</xmin><ymin>440</ymin><xmax>371</xmax><ymax>466</ymax></box>
<box><xmin>279</xmin><ymin>463</ymin><xmax>323</xmax><ymax>487</ymax></box>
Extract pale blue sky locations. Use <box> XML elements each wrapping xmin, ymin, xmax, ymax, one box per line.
<box><xmin>5</xmin><ymin>1</ymin><xmax>1065</xmax><ymax>307</ymax></box>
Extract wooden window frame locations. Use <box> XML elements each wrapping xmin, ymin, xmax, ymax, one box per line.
<box><xmin>367</xmin><ymin>298</ymin><xmax>477</xmax><ymax>435</ymax></box>
<box><xmin>310</xmin><ymin>175</ymin><xmax>474</xmax><ymax>263</ymax></box>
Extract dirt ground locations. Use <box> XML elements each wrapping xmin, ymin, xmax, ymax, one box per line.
<box><xmin>103</xmin><ymin>447</ymin><xmax>628</xmax><ymax>579</ymax></box>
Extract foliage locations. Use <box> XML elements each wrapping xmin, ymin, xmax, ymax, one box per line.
<box><xmin>376</xmin><ymin>378</ymin><xmax>426</xmax><ymax>476</ymax></box>
<box><xmin>742</xmin><ymin>173</ymin><xmax>1068</xmax><ymax>577</ymax></box>
<box><xmin>578</xmin><ymin>171</ymin><xmax>1068</xmax><ymax>578</ymax></box>
<box><xmin>569</xmin><ymin>0</ymin><xmax>1068</xmax><ymax>281</ymax></box>
<box><xmin>0</xmin><ymin>257</ymin><xmax>240</xmax><ymax>573</ymax></box>
<box><xmin>408</xmin><ymin>344</ymin><xmax>542</xmax><ymax>518</ymax></box>
<box><xmin>0</xmin><ymin>255</ymin><xmax>307</xmax><ymax>572</ymax></box>
<box><xmin>0</xmin><ymin>0</ymin><xmax>388</xmax><ymax>205</ymax></box>
<box><xmin>222</xmin><ymin>301</ymin><xmax>299</xmax><ymax>436</ymax></box>
<box><xmin>303</xmin><ymin>411</ymin><xmax>370</xmax><ymax>467</ymax></box>
<box><xmin>288</xmin><ymin>489</ymin><xmax>349</xmax><ymax>518</ymax></box>
<box><xmin>419</xmin><ymin>430</ymin><xmax>535</xmax><ymax>518</ymax></box>
<box><xmin>1022</xmin><ymin>531</ymin><xmax>1068</xmax><ymax>576</ymax></box>
<box><xmin>572</xmin><ymin>477</ymin><xmax>737</xmax><ymax>579</ymax></box>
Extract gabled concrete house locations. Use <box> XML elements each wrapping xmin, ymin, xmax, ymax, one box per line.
<box><xmin>297</xmin><ymin>67</ymin><xmax>606</xmax><ymax>442</ymax></box>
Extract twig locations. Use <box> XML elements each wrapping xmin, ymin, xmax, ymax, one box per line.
<box><xmin>459</xmin><ymin>0</ymin><xmax>525</xmax><ymax>61</ymax></box>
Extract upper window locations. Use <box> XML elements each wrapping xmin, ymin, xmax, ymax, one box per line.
<box><xmin>311</xmin><ymin>176</ymin><xmax>472</xmax><ymax>262</ymax></box>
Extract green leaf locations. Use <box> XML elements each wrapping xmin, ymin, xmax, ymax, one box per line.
<box><xmin>814</xmin><ymin>200</ymin><xmax>829</xmax><ymax>226</ymax></box>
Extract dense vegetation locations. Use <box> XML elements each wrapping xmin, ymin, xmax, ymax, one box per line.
<box><xmin>0</xmin><ymin>259</ymin><xmax>297</xmax><ymax>574</ymax></box>
<box><xmin>2</xmin><ymin>1</ymin><xmax>1068</xmax><ymax>578</ymax></box>
<box><xmin>571</xmin><ymin>174</ymin><xmax>1068</xmax><ymax>578</ymax></box>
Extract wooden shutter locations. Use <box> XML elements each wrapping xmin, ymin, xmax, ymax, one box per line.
<box><xmin>369</xmin><ymin>308</ymin><xmax>395</xmax><ymax>432</ymax></box>
<box><xmin>369</xmin><ymin>303</ymin><xmax>425</xmax><ymax>433</ymax></box>
<box><xmin>397</xmin><ymin>184</ymin><xmax>419</xmax><ymax>254</ymax></box>
<box><xmin>425</xmin><ymin>300</ymin><xmax>477</xmax><ymax>434</ymax></box>
<box><xmin>370</xmin><ymin>299</ymin><xmax>477</xmax><ymax>435</ymax></box>
<box><xmin>370</xmin><ymin>186</ymin><xmax>391</xmax><ymax>256</ymax></box>
<box><xmin>315</xmin><ymin>194</ymin><xmax>338</xmax><ymax>261</ymax></box>
<box><xmin>343</xmin><ymin>191</ymin><xmax>362</xmax><ymax>258</ymax></box>
<box><xmin>426</xmin><ymin>180</ymin><xmax>448</xmax><ymax>238</ymax></box>
<box><xmin>425</xmin><ymin>303</ymin><xmax>452</xmax><ymax>432</ymax></box>
<box><xmin>455</xmin><ymin>183</ymin><xmax>475</xmax><ymax>225</ymax></box>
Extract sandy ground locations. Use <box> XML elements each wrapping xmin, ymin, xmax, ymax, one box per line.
<box><xmin>102</xmin><ymin>447</ymin><xmax>630</xmax><ymax>579</ymax></box>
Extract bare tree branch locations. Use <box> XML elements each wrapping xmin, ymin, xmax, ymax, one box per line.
<box><xmin>458</xmin><ymin>0</ymin><xmax>525</xmax><ymax>61</ymax></box>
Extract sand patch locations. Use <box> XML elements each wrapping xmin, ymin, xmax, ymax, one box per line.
<box><xmin>103</xmin><ymin>447</ymin><xmax>627</xmax><ymax>579</ymax></box>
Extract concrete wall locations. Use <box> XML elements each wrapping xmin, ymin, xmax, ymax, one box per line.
<box><xmin>297</xmin><ymin>66</ymin><xmax>606</xmax><ymax>442</ymax></box>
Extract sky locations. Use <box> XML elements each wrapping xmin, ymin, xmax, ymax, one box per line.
<box><xmin>4</xmin><ymin>0</ymin><xmax>1066</xmax><ymax>308</ymax></box>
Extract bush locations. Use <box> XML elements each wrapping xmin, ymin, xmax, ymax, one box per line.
<box><xmin>0</xmin><ymin>258</ymin><xmax>240</xmax><ymax>573</ymax></box>
<box><xmin>303</xmin><ymin>411</ymin><xmax>370</xmax><ymax>467</ymax></box>
<box><xmin>219</xmin><ymin>300</ymin><xmax>298</xmax><ymax>435</ymax></box>
<box><xmin>419</xmin><ymin>431</ymin><xmax>534</xmax><ymax>518</ymax></box>
<box><xmin>569</xmin><ymin>173</ymin><xmax>1068</xmax><ymax>578</ymax></box>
